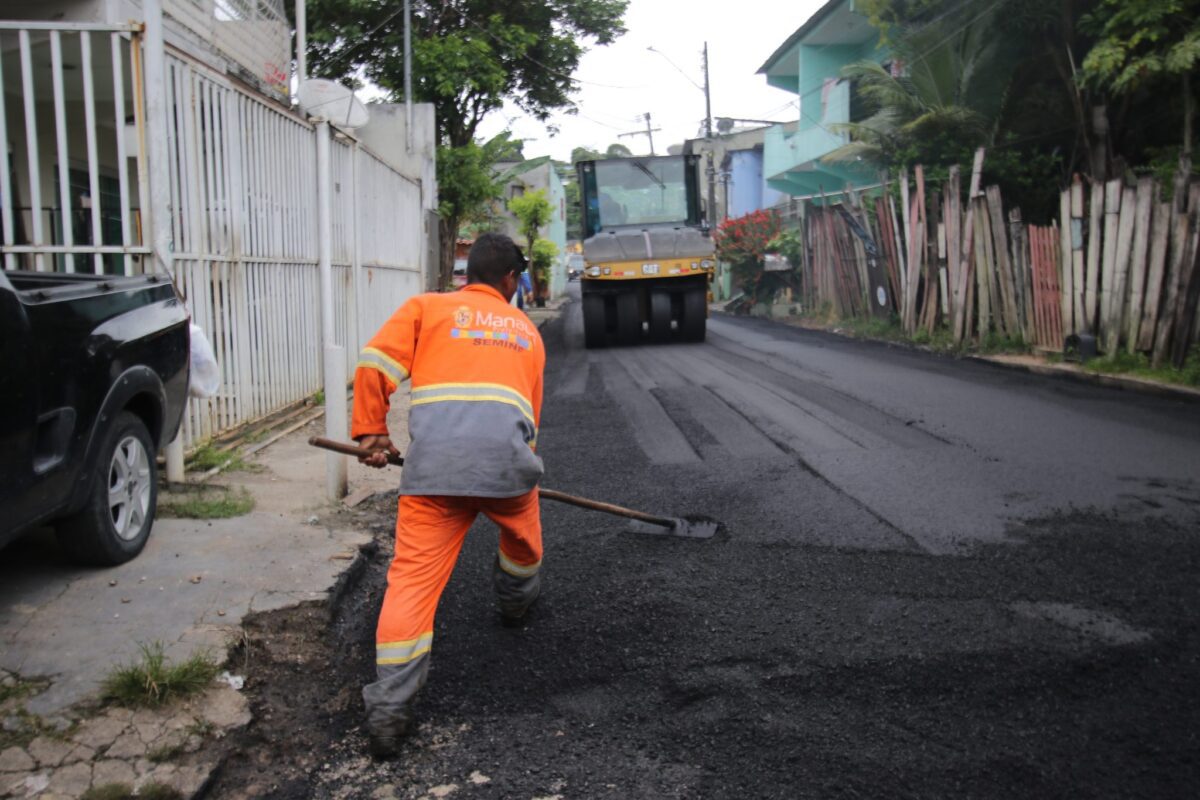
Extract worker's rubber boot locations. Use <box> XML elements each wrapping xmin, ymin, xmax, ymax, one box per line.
<box><xmin>494</xmin><ymin>556</ymin><xmax>541</xmax><ymax>628</ymax></box>
<box><xmin>367</xmin><ymin>717</ymin><xmax>410</xmax><ymax>760</ymax></box>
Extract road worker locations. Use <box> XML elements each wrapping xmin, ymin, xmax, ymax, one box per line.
<box><xmin>351</xmin><ymin>232</ymin><xmax>546</xmax><ymax>759</ymax></box>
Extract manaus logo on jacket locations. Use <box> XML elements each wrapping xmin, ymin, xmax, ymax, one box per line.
<box><xmin>453</xmin><ymin>306</ymin><xmax>472</xmax><ymax>328</ymax></box>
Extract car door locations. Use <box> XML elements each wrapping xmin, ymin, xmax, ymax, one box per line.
<box><xmin>0</xmin><ymin>271</ymin><xmax>40</xmax><ymax>539</ymax></box>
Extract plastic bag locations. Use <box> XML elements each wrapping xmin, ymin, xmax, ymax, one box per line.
<box><xmin>188</xmin><ymin>323</ymin><xmax>221</xmax><ymax>398</ymax></box>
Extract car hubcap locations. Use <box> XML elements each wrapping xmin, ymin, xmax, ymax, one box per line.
<box><xmin>108</xmin><ymin>436</ymin><xmax>151</xmax><ymax>541</ymax></box>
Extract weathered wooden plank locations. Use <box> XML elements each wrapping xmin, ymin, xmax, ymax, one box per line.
<box><xmin>1125</xmin><ymin>177</ymin><xmax>1155</xmax><ymax>352</ymax></box>
<box><xmin>1011</xmin><ymin>207</ymin><xmax>1034</xmax><ymax>342</ymax></box>
<box><xmin>1168</xmin><ymin>184</ymin><xmax>1200</xmax><ymax>368</ymax></box>
<box><xmin>1104</xmin><ymin>185</ymin><xmax>1137</xmax><ymax>354</ymax></box>
<box><xmin>1152</xmin><ymin>210</ymin><xmax>1189</xmax><ymax>367</ymax></box>
<box><xmin>904</xmin><ymin>166</ymin><xmax>926</xmax><ymax>333</ymax></box>
<box><xmin>944</xmin><ymin>165</ymin><xmax>961</xmax><ymax>324</ymax></box>
<box><xmin>1059</xmin><ymin>188</ymin><xmax>1074</xmax><ymax>336</ymax></box>
<box><xmin>1085</xmin><ymin>179</ymin><xmax>1103</xmax><ymax>331</ymax></box>
<box><xmin>1070</xmin><ymin>177</ymin><xmax>1086</xmax><ymax>335</ymax></box>
<box><xmin>899</xmin><ymin>168</ymin><xmax>912</xmax><ymax>310</ymax></box>
<box><xmin>1137</xmin><ymin>200</ymin><xmax>1172</xmax><ymax>352</ymax></box>
<box><xmin>953</xmin><ymin>149</ymin><xmax>985</xmax><ymax>343</ymax></box>
<box><xmin>1099</xmin><ymin>179</ymin><xmax>1122</xmax><ymax>342</ymax></box>
<box><xmin>976</xmin><ymin>196</ymin><xmax>995</xmax><ymax>337</ymax></box>
<box><xmin>986</xmin><ymin>185</ymin><xmax>1019</xmax><ymax>336</ymax></box>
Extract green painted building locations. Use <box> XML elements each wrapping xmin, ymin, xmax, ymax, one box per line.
<box><xmin>758</xmin><ymin>0</ymin><xmax>884</xmax><ymax>197</ymax></box>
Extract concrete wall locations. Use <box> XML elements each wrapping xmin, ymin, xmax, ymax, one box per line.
<box><xmin>353</xmin><ymin>103</ymin><xmax>438</xmax><ymax>212</ymax></box>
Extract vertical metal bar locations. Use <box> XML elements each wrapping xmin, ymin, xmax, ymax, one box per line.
<box><xmin>81</xmin><ymin>33</ymin><xmax>104</xmax><ymax>274</ymax></box>
<box><xmin>111</xmin><ymin>34</ymin><xmax>132</xmax><ymax>273</ymax></box>
<box><xmin>50</xmin><ymin>31</ymin><xmax>75</xmax><ymax>272</ymax></box>
<box><xmin>351</xmin><ymin>142</ymin><xmax>364</xmax><ymax>357</ymax></box>
<box><xmin>0</xmin><ymin>36</ymin><xmax>17</xmax><ymax>271</ymax></box>
<box><xmin>145</xmin><ymin>0</ymin><xmax>183</xmax><ymax>476</ymax></box>
<box><xmin>129</xmin><ymin>33</ymin><xmax>150</xmax><ymax>267</ymax></box>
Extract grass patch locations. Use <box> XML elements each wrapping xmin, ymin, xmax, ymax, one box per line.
<box><xmin>101</xmin><ymin>643</ymin><xmax>220</xmax><ymax>709</ymax></box>
<box><xmin>186</xmin><ymin>443</ymin><xmax>255</xmax><ymax>473</ymax></box>
<box><xmin>82</xmin><ymin>783</ymin><xmax>182</xmax><ymax>800</ymax></box>
<box><xmin>158</xmin><ymin>486</ymin><xmax>254</xmax><ymax>519</ymax></box>
<box><xmin>1083</xmin><ymin>348</ymin><xmax>1200</xmax><ymax>387</ymax></box>
<box><xmin>312</xmin><ymin>389</ymin><xmax>325</xmax><ymax>406</ymax></box>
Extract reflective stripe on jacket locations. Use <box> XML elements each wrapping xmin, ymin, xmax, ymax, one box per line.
<box><xmin>351</xmin><ymin>283</ymin><xmax>545</xmax><ymax>498</ymax></box>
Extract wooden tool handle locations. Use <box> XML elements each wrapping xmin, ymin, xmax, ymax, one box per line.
<box><xmin>309</xmin><ymin>436</ymin><xmax>405</xmax><ymax>466</ymax></box>
<box><xmin>308</xmin><ymin>437</ymin><xmax>672</xmax><ymax>527</ymax></box>
<box><xmin>537</xmin><ymin>487</ymin><xmax>673</xmax><ymax>527</ymax></box>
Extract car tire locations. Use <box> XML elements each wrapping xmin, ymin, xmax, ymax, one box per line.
<box><xmin>57</xmin><ymin>411</ymin><xmax>158</xmax><ymax>566</ymax></box>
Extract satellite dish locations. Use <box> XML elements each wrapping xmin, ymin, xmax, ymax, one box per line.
<box><xmin>716</xmin><ymin>117</ymin><xmax>735</xmax><ymax>134</ymax></box>
<box><xmin>297</xmin><ymin>79</ymin><xmax>370</xmax><ymax>129</ymax></box>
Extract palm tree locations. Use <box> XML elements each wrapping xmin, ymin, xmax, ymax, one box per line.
<box><xmin>824</xmin><ymin>0</ymin><xmax>1012</xmax><ymax>168</ymax></box>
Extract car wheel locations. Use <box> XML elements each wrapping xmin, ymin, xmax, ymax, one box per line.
<box><xmin>57</xmin><ymin>411</ymin><xmax>158</xmax><ymax>566</ymax></box>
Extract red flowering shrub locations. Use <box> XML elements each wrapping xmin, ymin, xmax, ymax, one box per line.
<box><xmin>714</xmin><ymin>209</ymin><xmax>781</xmax><ymax>267</ymax></box>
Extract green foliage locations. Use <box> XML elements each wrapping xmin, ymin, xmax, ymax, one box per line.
<box><xmin>530</xmin><ymin>239</ymin><xmax>559</xmax><ymax>286</ymax></box>
<box><xmin>715</xmin><ymin>210</ymin><xmax>785</xmax><ymax>303</ymax></box>
<box><xmin>508</xmin><ymin>189</ymin><xmax>553</xmax><ymax>246</ymax></box>
<box><xmin>1084</xmin><ymin>348</ymin><xmax>1200</xmax><ymax>387</ymax></box>
<box><xmin>563</xmin><ymin>180</ymin><xmax>582</xmax><ymax>240</ymax></box>
<box><xmin>606</xmin><ymin>143</ymin><xmax>633</xmax><ymax>158</ymax></box>
<box><xmin>101</xmin><ymin>643</ymin><xmax>220</xmax><ymax>709</ymax></box>
<box><xmin>159</xmin><ymin>487</ymin><xmax>255</xmax><ymax>520</ymax></box>
<box><xmin>437</xmin><ymin>132</ymin><xmax>520</xmax><ymax>225</ymax></box>
<box><xmin>1080</xmin><ymin>1</ymin><xmax>1200</xmax><ymax>94</ymax></box>
<box><xmin>187</xmin><ymin>443</ymin><xmax>252</xmax><ymax>473</ymax></box>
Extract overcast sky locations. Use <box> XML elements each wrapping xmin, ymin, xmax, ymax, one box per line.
<box><xmin>473</xmin><ymin>0</ymin><xmax>827</xmax><ymax>162</ymax></box>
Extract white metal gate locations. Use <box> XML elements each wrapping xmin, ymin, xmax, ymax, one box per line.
<box><xmin>2</xmin><ymin>17</ymin><xmax>428</xmax><ymax>453</ymax></box>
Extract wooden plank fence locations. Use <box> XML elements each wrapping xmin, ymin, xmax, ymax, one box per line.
<box><xmin>776</xmin><ymin>159</ymin><xmax>1200</xmax><ymax>368</ymax></box>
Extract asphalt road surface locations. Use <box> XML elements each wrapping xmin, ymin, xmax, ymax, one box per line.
<box><xmin>214</xmin><ymin>285</ymin><xmax>1200</xmax><ymax>799</ymax></box>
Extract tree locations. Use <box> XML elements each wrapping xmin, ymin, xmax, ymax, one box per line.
<box><xmin>530</xmin><ymin>239</ymin><xmax>560</xmax><ymax>305</ymax></box>
<box><xmin>605</xmin><ymin>143</ymin><xmax>634</xmax><ymax>158</ymax></box>
<box><xmin>508</xmin><ymin>189</ymin><xmax>554</xmax><ymax>299</ymax></box>
<box><xmin>304</xmin><ymin>0</ymin><xmax>628</xmax><ymax>288</ymax></box>
<box><xmin>1080</xmin><ymin>0</ymin><xmax>1200</xmax><ymax>187</ymax></box>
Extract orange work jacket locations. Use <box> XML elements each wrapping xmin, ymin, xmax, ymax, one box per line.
<box><xmin>351</xmin><ymin>283</ymin><xmax>545</xmax><ymax>498</ymax></box>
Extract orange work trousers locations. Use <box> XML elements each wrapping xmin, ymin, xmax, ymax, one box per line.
<box><xmin>364</xmin><ymin>489</ymin><xmax>542</xmax><ymax>736</ymax></box>
<box><xmin>378</xmin><ymin>489</ymin><xmax>543</xmax><ymax>644</ymax></box>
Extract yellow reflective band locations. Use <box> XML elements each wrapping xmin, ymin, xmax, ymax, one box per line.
<box><xmin>376</xmin><ymin>632</ymin><xmax>433</xmax><ymax>665</ymax></box>
<box><xmin>498</xmin><ymin>550</ymin><xmax>541</xmax><ymax>578</ymax></box>
<box><xmin>411</xmin><ymin>394</ymin><xmax>536</xmax><ymax>426</ymax></box>
<box><xmin>361</xmin><ymin>347</ymin><xmax>409</xmax><ymax>379</ymax></box>
<box><xmin>417</xmin><ymin>382</ymin><xmax>533</xmax><ymax>407</ymax></box>
<box><xmin>356</xmin><ymin>360</ymin><xmax>403</xmax><ymax>387</ymax></box>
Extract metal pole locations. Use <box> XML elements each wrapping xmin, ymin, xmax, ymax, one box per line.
<box><xmin>295</xmin><ymin>0</ymin><xmax>307</xmax><ymax>89</ymax></box>
<box><xmin>316</xmin><ymin>119</ymin><xmax>347</xmax><ymax>499</ymax></box>
<box><xmin>645</xmin><ymin>113</ymin><xmax>655</xmax><ymax>156</ymax></box>
<box><xmin>144</xmin><ymin>0</ymin><xmax>185</xmax><ymax>482</ymax></box>
<box><xmin>703</xmin><ymin>42</ymin><xmax>717</xmax><ymax>227</ymax></box>
<box><xmin>404</xmin><ymin>0</ymin><xmax>413</xmax><ymax>152</ymax></box>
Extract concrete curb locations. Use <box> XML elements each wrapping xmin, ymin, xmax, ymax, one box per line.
<box><xmin>966</xmin><ymin>354</ymin><xmax>1200</xmax><ymax>403</ymax></box>
<box><xmin>730</xmin><ymin>311</ymin><xmax>1200</xmax><ymax>405</ymax></box>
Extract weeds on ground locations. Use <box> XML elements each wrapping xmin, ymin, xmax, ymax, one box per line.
<box><xmin>312</xmin><ymin>389</ymin><xmax>325</xmax><ymax>406</ymax></box>
<box><xmin>1083</xmin><ymin>348</ymin><xmax>1200</xmax><ymax>387</ymax></box>
<box><xmin>101</xmin><ymin>643</ymin><xmax>220</xmax><ymax>709</ymax></box>
<box><xmin>186</xmin><ymin>443</ymin><xmax>254</xmax><ymax>473</ymax></box>
<box><xmin>82</xmin><ymin>783</ymin><xmax>182</xmax><ymax>800</ymax></box>
<box><xmin>978</xmin><ymin>332</ymin><xmax>1032</xmax><ymax>355</ymax></box>
<box><xmin>158</xmin><ymin>486</ymin><xmax>255</xmax><ymax>519</ymax></box>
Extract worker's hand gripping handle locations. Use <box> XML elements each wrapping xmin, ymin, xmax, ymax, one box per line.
<box><xmin>308</xmin><ymin>436</ymin><xmax>404</xmax><ymax>467</ymax></box>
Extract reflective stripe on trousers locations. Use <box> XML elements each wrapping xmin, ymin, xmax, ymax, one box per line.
<box><xmin>363</xmin><ymin>490</ymin><xmax>542</xmax><ymax>736</ymax></box>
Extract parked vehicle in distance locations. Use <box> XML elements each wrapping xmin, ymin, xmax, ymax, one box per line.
<box><xmin>452</xmin><ymin>257</ymin><xmax>469</xmax><ymax>288</ymax></box>
<box><xmin>567</xmin><ymin>253</ymin><xmax>585</xmax><ymax>281</ymax></box>
<box><xmin>0</xmin><ymin>269</ymin><xmax>190</xmax><ymax>565</ymax></box>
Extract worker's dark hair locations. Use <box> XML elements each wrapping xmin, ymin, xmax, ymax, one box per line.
<box><xmin>467</xmin><ymin>232</ymin><xmax>526</xmax><ymax>287</ymax></box>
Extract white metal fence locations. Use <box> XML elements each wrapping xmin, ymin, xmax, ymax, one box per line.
<box><xmin>1</xmin><ymin>17</ymin><xmax>429</xmax><ymax>453</ymax></box>
<box><xmin>164</xmin><ymin>51</ymin><xmax>424</xmax><ymax>448</ymax></box>
<box><xmin>0</xmin><ymin>22</ymin><xmax>150</xmax><ymax>273</ymax></box>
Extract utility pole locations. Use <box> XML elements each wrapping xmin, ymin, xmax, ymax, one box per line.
<box><xmin>618</xmin><ymin>112</ymin><xmax>662</xmax><ymax>155</ymax></box>
<box><xmin>702</xmin><ymin>42</ymin><xmax>717</xmax><ymax>228</ymax></box>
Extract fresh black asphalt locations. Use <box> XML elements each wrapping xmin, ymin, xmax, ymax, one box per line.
<box><xmin>211</xmin><ymin>294</ymin><xmax>1200</xmax><ymax>799</ymax></box>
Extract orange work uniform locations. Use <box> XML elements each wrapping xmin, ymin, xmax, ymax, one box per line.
<box><xmin>351</xmin><ymin>283</ymin><xmax>546</xmax><ymax>739</ymax></box>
